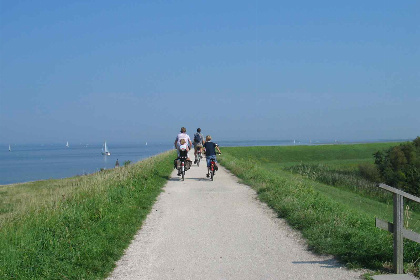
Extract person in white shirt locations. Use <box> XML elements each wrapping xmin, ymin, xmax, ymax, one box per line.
<box><xmin>174</xmin><ymin>127</ymin><xmax>192</xmax><ymax>157</ymax></box>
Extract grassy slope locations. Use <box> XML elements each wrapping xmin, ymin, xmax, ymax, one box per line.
<box><xmin>225</xmin><ymin>142</ymin><xmax>396</xmax><ymax>168</ymax></box>
<box><xmin>224</xmin><ymin>143</ymin><xmax>420</xmax><ymax>231</ymax></box>
<box><xmin>0</xmin><ymin>150</ymin><xmax>176</xmax><ymax>279</ymax></box>
<box><xmin>218</xmin><ymin>143</ymin><xmax>420</xmax><ymax>276</ymax></box>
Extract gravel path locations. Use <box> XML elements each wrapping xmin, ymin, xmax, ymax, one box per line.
<box><xmin>108</xmin><ymin>151</ymin><xmax>366</xmax><ymax>279</ymax></box>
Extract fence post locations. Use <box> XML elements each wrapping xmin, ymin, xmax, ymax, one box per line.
<box><xmin>393</xmin><ymin>193</ymin><xmax>404</xmax><ymax>274</ymax></box>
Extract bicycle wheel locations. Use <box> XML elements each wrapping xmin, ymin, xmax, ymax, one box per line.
<box><xmin>181</xmin><ymin>164</ymin><xmax>185</xmax><ymax>181</ymax></box>
<box><xmin>197</xmin><ymin>157</ymin><xmax>200</xmax><ymax>167</ymax></box>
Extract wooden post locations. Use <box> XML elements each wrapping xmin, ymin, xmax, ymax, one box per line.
<box><xmin>376</xmin><ymin>184</ymin><xmax>420</xmax><ymax>275</ymax></box>
<box><xmin>393</xmin><ymin>193</ymin><xmax>404</xmax><ymax>274</ymax></box>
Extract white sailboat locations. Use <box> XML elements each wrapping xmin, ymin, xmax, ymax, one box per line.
<box><xmin>66</xmin><ymin>141</ymin><xmax>69</xmax><ymax>148</ymax></box>
<box><xmin>102</xmin><ymin>141</ymin><xmax>111</xmax><ymax>156</ymax></box>
<box><xmin>9</xmin><ymin>144</ymin><xmax>11</xmax><ymax>151</ymax></box>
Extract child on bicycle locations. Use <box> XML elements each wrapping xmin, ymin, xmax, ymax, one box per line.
<box><xmin>178</xmin><ymin>139</ymin><xmax>191</xmax><ymax>161</ymax></box>
<box><xmin>203</xmin><ymin>135</ymin><xmax>221</xmax><ymax>178</ymax></box>
<box><xmin>176</xmin><ymin>139</ymin><xmax>191</xmax><ymax>176</ymax></box>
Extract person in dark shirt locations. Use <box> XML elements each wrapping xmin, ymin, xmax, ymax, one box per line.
<box><xmin>193</xmin><ymin>128</ymin><xmax>205</xmax><ymax>164</ymax></box>
<box><xmin>203</xmin><ymin>135</ymin><xmax>221</xmax><ymax>178</ymax></box>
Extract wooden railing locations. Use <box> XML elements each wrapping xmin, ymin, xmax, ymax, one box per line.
<box><xmin>375</xmin><ymin>183</ymin><xmax>420</xmax><ymax>274</ymax></box>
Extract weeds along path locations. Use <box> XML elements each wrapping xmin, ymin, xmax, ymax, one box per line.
<box><xmin>108</xmin><ymin>151</ymin><xmax>365</xmax><ymax>280</ymax></box>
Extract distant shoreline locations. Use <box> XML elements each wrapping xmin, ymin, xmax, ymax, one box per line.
<box><xmin>0</xmin><ymin>138</ymin><xmax>413</xmax><ymax>147</ymax></box>
<box><xmin>218</xmin><ymin>138</ymin><xmax>409</xmax><ymax>147</ymax></box>
<box><xmin>1</xmin><ymin>140</ymin><xmax>410</xmax><ymax>186</ymax></box>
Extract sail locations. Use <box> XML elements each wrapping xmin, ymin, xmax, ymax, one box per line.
<box><xmin>9</xmin><ymin>145</ymin><xmax>11</xmax><ymax>151</ymax></box>
<box><xmin>102</xmin><ymin>141</ymin><xmax>110</xmax><ymax>155</ymax></box>
<box><xmin>66</xmin><ymin>141</ymin><xmax>69</xmax><ymax>147</ymax></box>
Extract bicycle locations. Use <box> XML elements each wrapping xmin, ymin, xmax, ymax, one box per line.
<box><xmin>207</xmin><ymin>153</ymin><xmax>220</xmax><ymax>181</ymax></box>
<box><xmin>209</xmin><ymin>158</ymin><xmax>216</xmax><ymax>181</ymax></box>
<box><xmin>195</xmin><ymin>149</ymin><xmax>203</xmax><ymax>167</ymax></box>
<box><xmin>175</xmin><ymin>150</ymin><xmax>191</xmax><ymax>181</ymax></box>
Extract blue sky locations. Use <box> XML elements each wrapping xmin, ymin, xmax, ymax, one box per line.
<box><xmin>1</xmin><ymin>0</ymin><xmax>419</xmax><ymax>144</ymax></box>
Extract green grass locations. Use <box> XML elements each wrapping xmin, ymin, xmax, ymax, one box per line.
<box><xmin>224</xmin><ymin>142</ymin><xmax>397</xmax><ymax>168</ymax></box>
<box><xmin>0</xmin><ymin>150</ymin><xmax>176</xmax><ymax>279</ymax></box>
<box><xmin>218</xmin><ymin>143</ymin><xmax>420</xmax><ymax>277</ymax></box>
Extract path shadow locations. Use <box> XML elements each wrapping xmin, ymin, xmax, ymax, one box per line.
<box><xmin>167</xmin><ymin>177</ymin><xmax>180</xmax><ymax>182</ymax></box>
<box><xmin>167</xmin><ymin>176</ymin><xmax>209</xmax><ymax>182</ymax></box>
<box><xmin>292</xmin><ymin>258</ymin><xmax>343</xmax><ymax>269</ymax></box>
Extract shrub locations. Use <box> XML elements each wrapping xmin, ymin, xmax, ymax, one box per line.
<box><xmin>358</xmin><ymin>163</ymin><xmax>381</xmax><ymax>182</ymax></box>
<box><xmin>374</xmin><ymin>137</ymin><xmax>420</xmax><ymax>196</ymax></box>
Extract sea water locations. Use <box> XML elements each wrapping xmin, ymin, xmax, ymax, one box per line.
<box><xmin>0</xmin><ymin>142</ymin><xmax>173</xmax><ymax>185</ymax></box>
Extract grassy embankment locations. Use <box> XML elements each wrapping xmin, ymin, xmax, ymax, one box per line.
<box><xmin>0</xmin><ymin>150</ymin><xmax>176</xmax><ymax>279</ymax></box>
<box><xmin>218</xmin><ymin>143</ymin><xmax>420</xmax><ymax>277</ymax></box>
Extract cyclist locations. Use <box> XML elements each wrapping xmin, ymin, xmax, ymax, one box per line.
<box><xmin>174</xmin><ymin>127</ymin><xmax>192</xmax><ymax>157</ymax></box>
<box><xmin>193</xmin><ymin>128</ymin><xmax>205</xmax><ymax>164</ymax></box>
<box><xmin>176</xmin><ymin>139</ymin><xmax>191</xmax><ymax>176</ymax></box>
<box><xmin>203</xmin><ymin>135</ymin><xmax>221</xmax><ymax>178</ymax></box>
